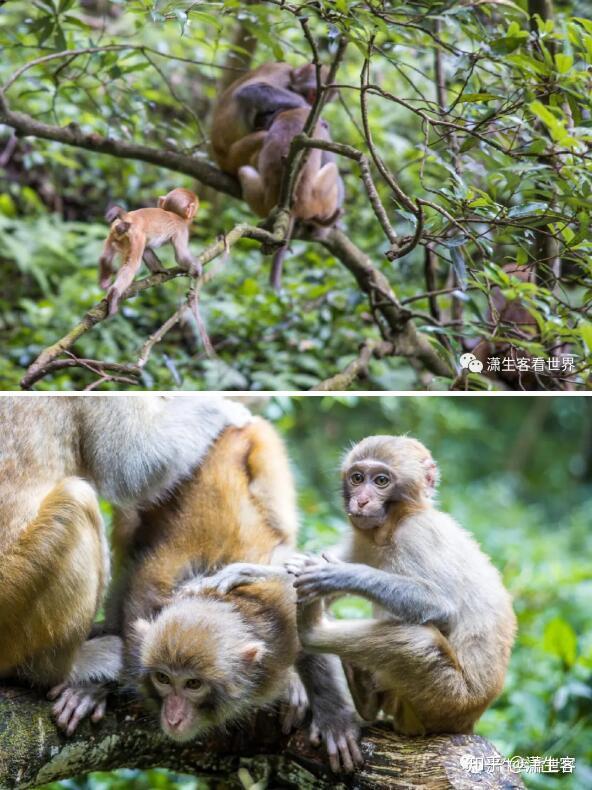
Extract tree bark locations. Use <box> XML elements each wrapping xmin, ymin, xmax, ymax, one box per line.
<box><xmin>0</xmin><ymin>684</ymin><xmax>523</xmax><ymax>789</ymax></box>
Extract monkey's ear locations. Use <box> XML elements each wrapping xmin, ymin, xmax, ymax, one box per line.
<box><xmin>157</xmin><ymin>196</ymin><xmax>166</xmax><ymax>208</ymax></box>
<box><xmin>132</xmin><ymin>618</ymin><xmax>151</xmax><ymax>640</ymax></box>
<box><xmin>422</xmin><ymin>457</ymin><xmax>439</xmax><ymax>495</ymax></box>
<box><xmin>240</xmin><ymin>641</ymin><xmax>266</xmax><ymax>664</ymax></box>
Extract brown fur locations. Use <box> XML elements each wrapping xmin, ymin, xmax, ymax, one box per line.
<box><xmin>98</xmin><ymin>187</ymin><xmax>200</xmax><ymax>316</ymax></box>
<box><xmin>114</xmin><ymin>418</ymin><xmax>300</xmax><ymax>737</ymax></box>
<box><xmin>211</xmin><ymin>62</ymin><xmax>325</xmax><ymax>175</ymax></box>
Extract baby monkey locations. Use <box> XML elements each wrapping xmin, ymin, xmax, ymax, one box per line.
<box><xmin>99</xmin><ymin>187</ymin><xmax>201</xmax><ymax>316</ymax></box>
<box><xmin>289</xmin><ymin>436</ymin><xmax>517</xmax><ymax>736</ymax></box>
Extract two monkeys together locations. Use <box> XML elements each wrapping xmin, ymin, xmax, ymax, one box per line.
<box><xmin>99</xmin><ymin>62</ymin><xmax>342</xmax><ymax>316</ymax></box>
<box><xmin>1</xmin><ymin>398</ymin><xmax>516</xmax><ymax>775</ymax></box>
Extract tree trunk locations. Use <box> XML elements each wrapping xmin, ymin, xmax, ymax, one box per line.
<box><xmin>0</xmin><ymin>684</ymin><xmax>523</xmax><ymax>789</ymax></box>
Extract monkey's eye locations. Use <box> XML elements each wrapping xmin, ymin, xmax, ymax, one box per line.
<box><xmin>350</xmin><ymin>472</ymin><xmax>364</xmax><ymax>485</ymax></box>
<box><xmin>154</xmin><ymin>671</ymin><xmax>171</xmax><ymax>686</ymax></box>
<box><xmin>374</xmin><ymin>474</ymin><xmax>390</xmax><ymax>488</ymax></box>
<box><xmin>185</xmin><ymin>678</ymin><xmax>202</xmax><ymax>690</ymax></box>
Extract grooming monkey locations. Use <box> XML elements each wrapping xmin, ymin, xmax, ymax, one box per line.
<box><xmin>289</xmin><ymin>436</ymin><xmax>516</xmax><ymax>735</ymax></box>
<box><xmin>99</xmin><ymin>187</ymin><xmax>201</xmax><ymax>316</ymax></box>
<box><xmin>57</xmin><ymin>418</ymin><xmax>361</xmax><ymax>772</ymax></box>
<box><xmin>239</xmin><ymin>108</ymin><xmax>342</xmax><ymax>289</ymax></box>
<box><xmin>0</xmin><ymin>396</ymin><xmax>251</xmax><ymax>733</ymax></box>
<box><xmin>211</xmin><ymin>62</ymin><xmax>329</xmax><ymax>176</ymax></box>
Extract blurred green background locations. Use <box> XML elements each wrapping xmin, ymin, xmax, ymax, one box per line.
<box><xmin>42</xmin><ymin>395</ymin><xmax>592</xmax><ymax>789</ymax></box>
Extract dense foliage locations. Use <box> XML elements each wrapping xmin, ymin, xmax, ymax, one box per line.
<box><xmin>37</xmin><ymin>395</ymin><xmax>592</xmax><ymax>789</ymax></box>
<box><xmin>1</xmin><ymin>1</ymin><xmax>591</xmax><ymax>390</ymax></box>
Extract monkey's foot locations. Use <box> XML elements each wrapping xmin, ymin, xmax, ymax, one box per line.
<box><xmin>179</xmin><ymin>563</ymin><xmax>284</xmax><ymax>597</ymax></box>
<box><xmin>48</xmin><ymin>681</ymin><xmax>108</xmax><ymax>735</ymax></box>
<box><xmin>310</xmin><ymin>709</ymin><xmax>364</xmax><ymax>774</ymax></box>
<box><xmin>280</xmin><ymin>671</ymin><xmax>309</xmax><ymax>734</ymax></box>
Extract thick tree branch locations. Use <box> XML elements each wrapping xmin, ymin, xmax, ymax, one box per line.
<box><xmin>323</xmin><ymin>229</ymin><xmax>454</xmax><ymax>379</ymax></box>
<box><xmin>0</xmin><ymin>91</ymin><xmax>240</xmax><ymax>198</ymax></box>
<box><xmin>311</xmin><ymin>340</ymin><xmax>395</xmax><ymax>391</ymax></box>
<box><xmin>0</xmin><ymin>684</ymin><xmax>522</xmax><ymax>789</ymax></box>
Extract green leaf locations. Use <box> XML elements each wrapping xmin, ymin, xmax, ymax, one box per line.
<box><xmin>555</xmin><ymin>53</ymin><xmax>573</xmax><ymax>74</ymax></box>
<box><xmin>543</xmin><ymin>618</ymin><xmax>577</xmax><ymax>668</ymax></box>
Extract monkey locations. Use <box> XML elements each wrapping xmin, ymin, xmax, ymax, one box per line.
<box><xmin>238</xmin><ymin>107</ymin><xmax>343</xmax><ymax>289</ymax></box>
<box><xmin>0</xmin><ymin>395</ymin><xmax>251</xmax><ymax>734</ymax></box>
<box><xmin>287</xmin><ymin>435</ymin><xmax>517</xmax><ymax>736</ymax></box>
<box><xmin>468</xmin><ymin>264</ymin><xmax>572</xmax><ymax>389</ymax></box>
<box><xmin>98</xmin><ymin>187</ymin><xmax>201</xmax><ymax>317</ymax></box>
<box><xmin>59</xmin><ymin>417</ymin><xmax>362</xmax><ymax>772</ymax></box>
<box><xmin>211</xmin><ymin>62</ymin><xmax>331</xmax><ymax>176</ymax></box>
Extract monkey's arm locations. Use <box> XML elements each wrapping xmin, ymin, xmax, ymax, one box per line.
<box><xmin>293</xmin><ymin>556</ymin><xmax>453</xmax><ymax>632</ymax></box>
<box><xmin>178</xmin><ymin>560</ymin><xmax>291</xmax><ymax>597</ymax></box>
<box><xmin>48</xmin><ymin>635</ymin><xmax>123</xmax><ymax>736</ymax></box>
<box><xmin>224</xmin><ymin>130</ymin><xmax>267</xmax><ymax>174</ymax></box>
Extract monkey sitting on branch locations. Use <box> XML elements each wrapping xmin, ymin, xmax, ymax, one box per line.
<box><xmin>98</xmin><ymin>187</ymin><xmax>201</xmax><ymax>316</ymax></box>
<box><xmin>285</xmin><ymin>435</ymin><xmax>517</xmax><ymax>735</ymax></box>
<box><xmin>211</xmin><ymin>61</ymin><xmax>331</xmax><ymax>176</ymax></box>
<box><xmin>238</xmin><ymin>107</ymin><xmax>343</xmax><ymax>289</ymax></box>
<box><xmin>53</xmin><ymin>417</ymin><xmax>362</xmax><ymax>773</ymax></box>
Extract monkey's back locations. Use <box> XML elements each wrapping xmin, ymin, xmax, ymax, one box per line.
<box><xmin>123</xmin><ymin>417</ymin><xmax>297</xmax><ymax>600</ymax></box>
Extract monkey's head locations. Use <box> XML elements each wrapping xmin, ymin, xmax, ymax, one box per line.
<box><xmin>158</xmin><ymin>188</ymin><xmax>200</xmax><ymax>222</ymax></box>
<box><xmin>290</xmin><ymin>63</ymin><xmax>336</xmax><ymax>104</ymax></box>
<box><xmin>341</xmin><ymin>436</ymin><xmax>439</xmax><ymax>530</ymax></box>
<box><xmin>132</xmin><ymin>598</ymin><xmax>265</xmax><ymax>742</ymax></box>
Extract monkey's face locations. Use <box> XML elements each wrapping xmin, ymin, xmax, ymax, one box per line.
<box><xmin>135</xmin><ymin>601</ymin><xmax>266</xmax><ymax>742</ymax></box>
<box><xmin>343</xmin><ymin>460</ymin><xmax>397</xmax><ymax>530</ymax></box>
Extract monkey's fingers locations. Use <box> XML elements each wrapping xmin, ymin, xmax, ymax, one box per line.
<box><xmin>347</xmin><ymin>732</ymin><xmax>364</xmax><ymax>768</ymax></box>
<box><xmin>335</xmin><ymin>732</ymin><xmax>356</xmax><ymax>774</ymax></box>
<box><xmin>47</xmin><ymin>683</ymin><xmax>67</xmax><ymax>700</ymax></box>
<box><xmin>325</xmin><ymin>731</ymin><xmax>341</xmax><ymax>773</ymax></box>
<box><xmin>309</xmin><ymin>721</ymin><xmax>322</xmax><ymax>747</ymax></box>
<box><xmin>321</xmin><ymin>552</ymin><xmax>343</xmax><ymax>565</ymax></box>
<box><xmin>91</xmin><ymin>699</ymin><xmax>107</xmax><ymax>722</ymax></box>
<box><xmin>51</xmin><ymin>687</ymin><xmax>74</xmax><ymax>718</ymax></box>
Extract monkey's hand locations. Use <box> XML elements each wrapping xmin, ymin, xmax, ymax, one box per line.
<box><xmin>179</xmin><ymin>563</ymin><xmax>285</xmax><ymax>597</ymax></box>
<box><xmin>310</xmin><ymin>704</ymin><xmax>363</xmax><ymax>774</ymax></box>
<box><xmin>291</xmin><ymin>553</ymin><xmax>351</xmax><ymax>604</ymax></box>
<box><xmin>280</xmin><ymin>669</ymin><xmax>309</xmax><ymax>734</ymax></box>
<box><xmin>48</xmin><ymin>681</ymin><xmax>110</xmax><ymax>736</ymax></box>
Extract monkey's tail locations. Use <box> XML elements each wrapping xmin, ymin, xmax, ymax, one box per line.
<box><xmin>270</xmin><ymin>214</ymin><xmax>295</xmax><ymax>291</ymax></box>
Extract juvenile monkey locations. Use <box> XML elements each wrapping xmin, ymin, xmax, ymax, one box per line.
<box><xmin>0</xmin><ymin>396</ymin><xmax>251</xmax><ymax>733</ymax></box>
<box><xmin>80</xmin><ymin>418</ymin><xmax>361</xmax><ymax>773</ymax></box>
<box><xmin>211</xmin><ymin>62</ymin><xmax>329</xmax><ymax>175</ymax></box>
<box><xmin>238</xmin><ymin>107</ymin><xmax>342</xmax><ymax>288</ymax></box>
<box><xmin>289</xmin><ymin>436</ymin><xmax>516</xmax><ymax>735</ymax></box>
<box><xmin>98</xmin><ymin>187</ymin><xmax>201</xmax><ymax>316</ymax></box>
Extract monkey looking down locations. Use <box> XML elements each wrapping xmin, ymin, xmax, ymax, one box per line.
<box><xmin>285</xmin><ymin>435</ymin><xmax>517</xmax><ymax>735</ymax></box>
<box><xmin>54</xmin><ymin>418</ymin><xmax>362</xmax><ymax>772</ymax></box>
<box><xmin>211</xmin><ymin>62</ymin><xmax>330</xmax><ymax>176</ymax></box>
<box><xmin>0</xmin><ymin>396</ymin><xmax>251</xmax><ymax>734</ymax></box>
<box><xmin>99</xmin><ymin>187</ymin><xmax>201</xmax><ymax>316</ymax></box>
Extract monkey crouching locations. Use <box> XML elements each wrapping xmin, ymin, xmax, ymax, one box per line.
<box><xmin>106</xmin><ymin>418</ymin><xmax>361</xmax><ymax>772</ymax></box>
<box><xmin>290</xmin><ymin>435</ymin><xmax>517</xmax><ymax>736</ymax></box>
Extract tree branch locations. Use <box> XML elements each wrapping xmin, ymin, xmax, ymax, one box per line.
<box><xmin>0</xmin><ymin>90</ymin><xmax>240</xmax><ymax>198</ymax></box>
<box><xmin>0</xmin><ymin>684</ymin><xmax>522</xmax><ymax>789</ymax></box>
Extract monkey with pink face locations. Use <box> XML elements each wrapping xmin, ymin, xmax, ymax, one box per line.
<box><xmin>285</xmin><ymin>435</ymin><xmax>517</xmax><ymax>735</ymax></box>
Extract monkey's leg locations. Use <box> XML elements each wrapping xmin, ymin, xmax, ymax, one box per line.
<box><xmin>280</xmin><ymin>667</ymin><xmax>309</xmax><ymax>734</ymax></box>
<box><xmin>0</xmin><ymin>477</ymin><xmax>107</xmax><ymax>688</ymax></box>
<box><xmin>171</xmin><ymin>228</ymin><xmax>202</xmax><ymax>277</ymax></box>
<box><xmin>299</xmin><ymin>617</ymin><xmax>469</xmax><ymax>733</ymax></box>
<box><xmin>48</xmin><ymin>634</ymin><xmax>123</xmax><ymax>735</ymax></box>
<box><xmin>296</xmin><ymin>651</ymin><xmax>363</xmax><ymax>774</ymax></box>
<box><xmin>237</xmin><ymin>165</ymin><xmax>268</xmax><ymax>217</ymax></box>
<box><xmin>343</xmin><ymin>661</ymin><xmax>385</xmax><ymax>722</ymax></box>
<box><xmin>98</xmin><ymin>239</ymin><xmax>117</xmax><ymax>289</ymax></box>
<box><xmin>143</xmin><ymin>247</ymin><xmax>167</xmax><ymax>275</ymax></box>
<box><xmin>225</xmin><ymin>130</ymin><xmax>267</xmax><ymax>174</ymax></box>
<box><xmin>106</xmin><ymin>239</ymin><xmax>144</xmax><ymax>315</ymax></box>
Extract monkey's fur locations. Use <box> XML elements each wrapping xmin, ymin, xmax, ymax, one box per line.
<box><xmin>0</xmin><ymin>396</ymin><xmax>250</xmax><ymax>729</ymax></box>
<box><xmin>99</xmin><ymin>187</ymin><xmax>201</xmax><ymax>316</ymax></box>
<box><xmin>291</xmin><ymin>435</ymin><xmax>517</xmax><ymax>736</ymax></box>
<box><xmin>108</xmin><ymin>418</ymin><xmax>361</xmax><ymax>772</ymax></box>
<box><xmin>211</xmin><ymin>62</ymin><xmax>324</xmax><ymax>176</ymax></box>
